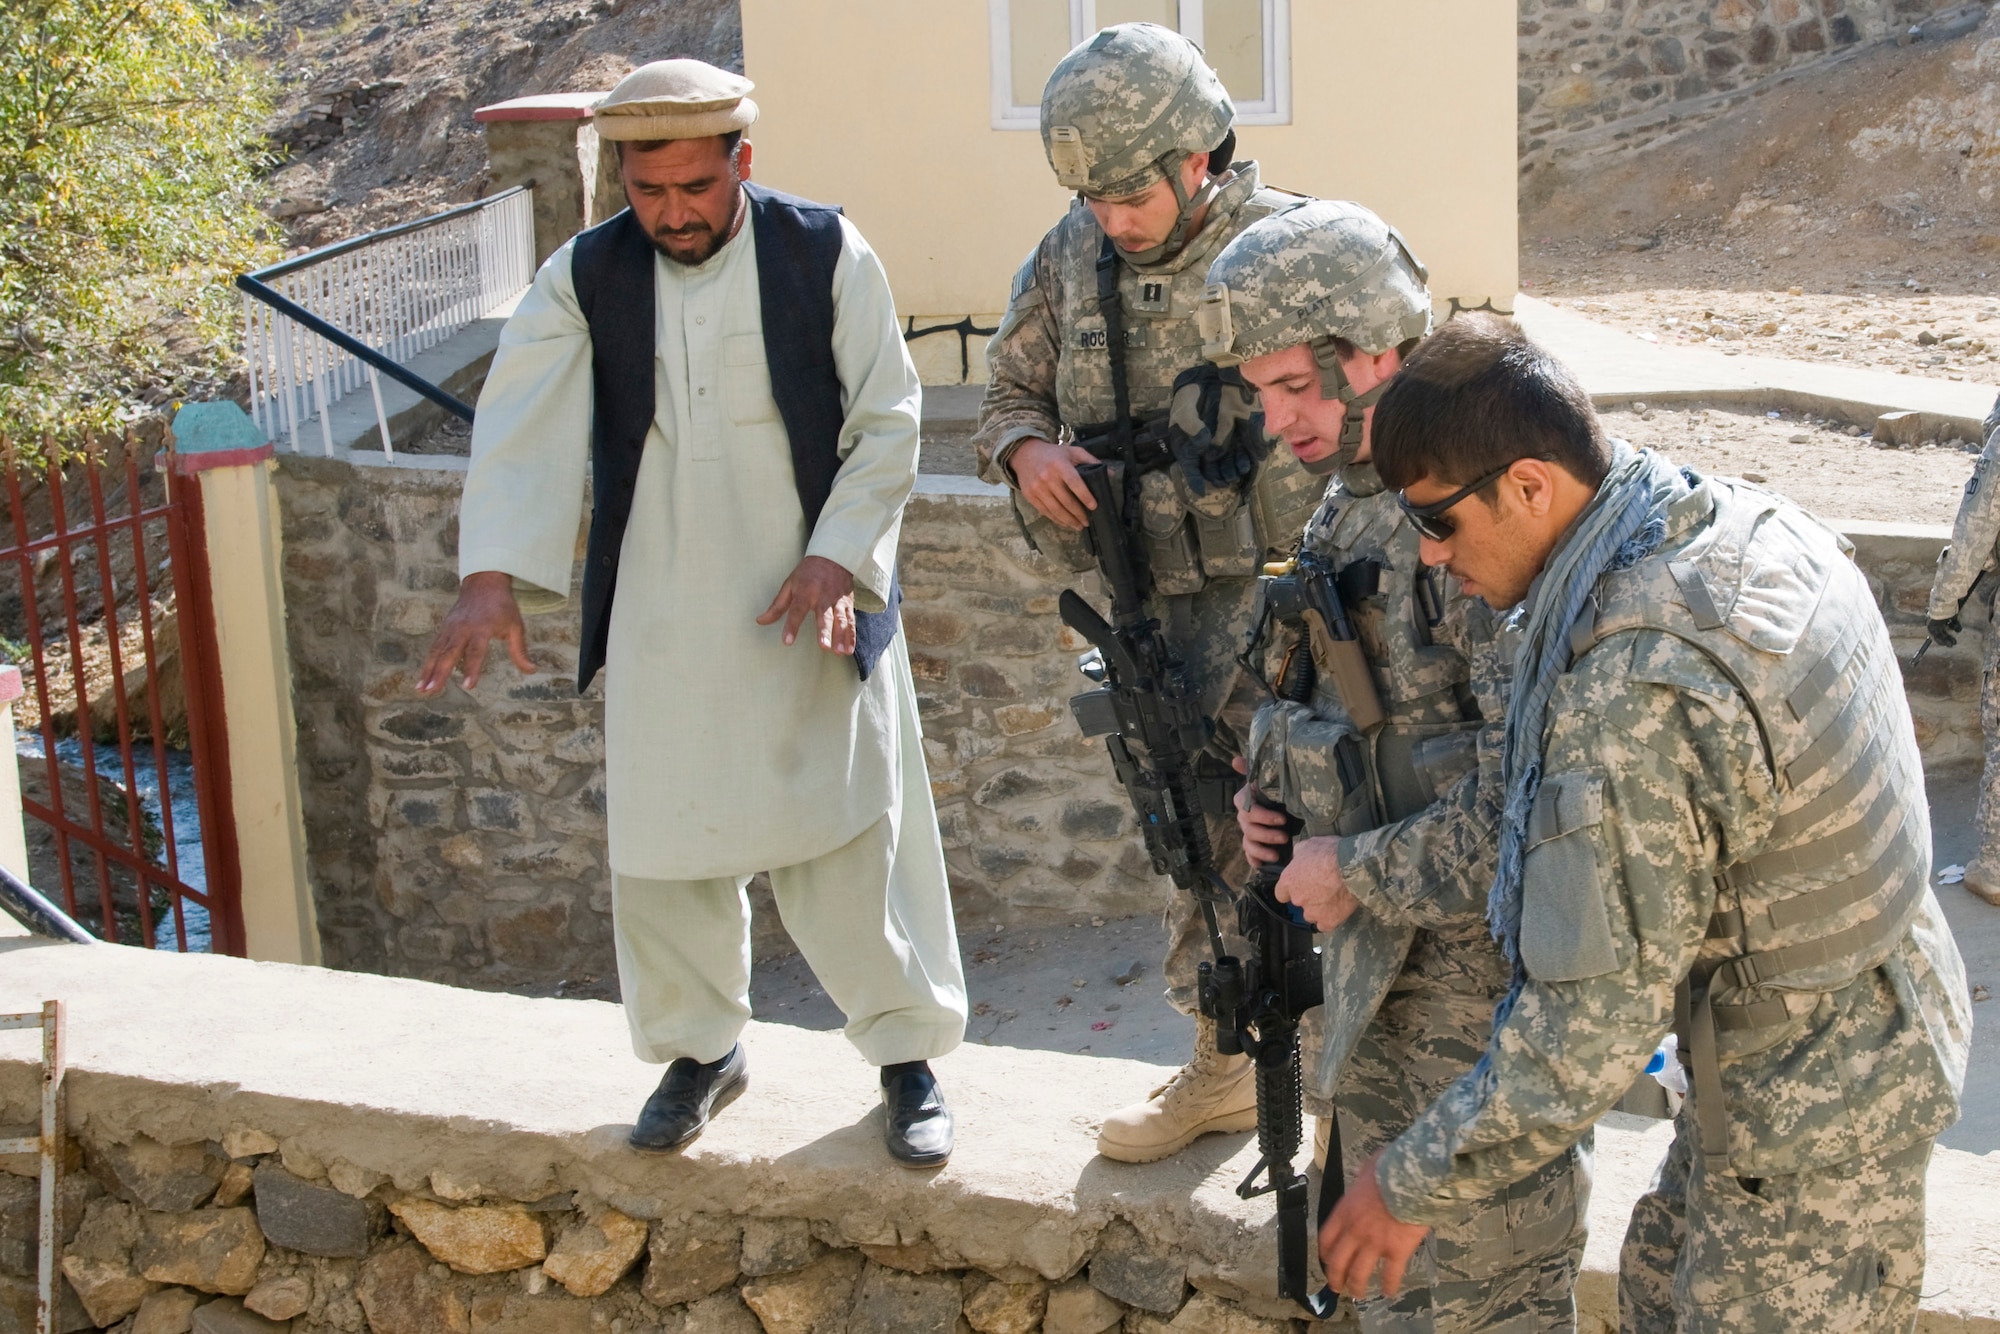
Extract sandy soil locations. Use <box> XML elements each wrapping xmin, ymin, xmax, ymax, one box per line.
<box><xmin>1602</xmin><ymin>404</ymin><xmax>1976</xmax><ymax>526</ymax></box>
<box><xmin>1537</xmin><ymin>289</ymin><xmax>2000</xmax><ymax>384</ymax></box>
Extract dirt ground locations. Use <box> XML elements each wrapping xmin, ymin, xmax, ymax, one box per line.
<box><xmin>1524</xmin><ymin>18</ymin><xmax>2000</xmax><ymax>383</ymax></box>
<box><xmin>1602</xmin><ymin>404</ymin><xmax>1978</xmax><ymax>525</ymax></box>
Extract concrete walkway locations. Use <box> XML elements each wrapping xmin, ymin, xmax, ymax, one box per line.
<box><xmin>1515</xmin><ymin>294</ymin><xmax>2000</xmax><ymax>435</ymax></box>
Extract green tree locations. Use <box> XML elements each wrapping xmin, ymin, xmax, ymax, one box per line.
<box><xmin>0</xmin><ymin>0</ymin><xmax>277</xmax><ymax>467</ymax></box>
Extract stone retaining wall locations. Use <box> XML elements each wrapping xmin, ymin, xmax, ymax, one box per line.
<box><xmin>271</xmin><ymin>452</ymin><xmax>1977</xmax><ymax>992</ymax></box>
<box><xmin>7</xmin><ymin>938</ymin><xmax>2000</xmax><ymax>1334</ymax></box>
<box><xmin>1516</xmin><ymin>0</ymin><xmax>1975</xmax><ymax>165</ymax></box>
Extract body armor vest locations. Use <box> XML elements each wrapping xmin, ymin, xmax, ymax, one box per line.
<box><xmin>1273</xmin><ymin>473</ymin><xmax>1501</xmax><ymax>1093</ymax></box>
<box><xmin>1299</xmin><ymin>474</ymin><xmax>1488</xmax><ymax>833</ymax></box>
<box><xmin>1575</xmin><ymin>478</ymin><xmax>1933</xmax><ymax>1175</ymax></box>
<box><xmin>1022</xmin><ymin>165</ymin><xmax>1324</xmax><ymax>592</ymax></box>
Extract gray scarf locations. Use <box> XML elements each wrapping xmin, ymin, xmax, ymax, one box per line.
<box><xmin>1482</xmin><ymin>444</ymin><xmax>1690</xmax><ymax>1043</ymax></box>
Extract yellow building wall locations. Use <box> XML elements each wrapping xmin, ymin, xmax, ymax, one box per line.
<box><xmin>741</xmin><ymin>0</ymin><xmax>1516</xmax><ymax>381</ymax></box>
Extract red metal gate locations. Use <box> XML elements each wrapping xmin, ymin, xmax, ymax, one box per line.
<box><xmin>0</xmin><ymin>436</ymin><xmax>243</xmax><ymax>952</ymax></box>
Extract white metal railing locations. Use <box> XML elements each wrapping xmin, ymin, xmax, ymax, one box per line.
<box><xmin>238</xmin><ymin>185</ymin><xmax>534</xmax><ymax>459</ymax></box>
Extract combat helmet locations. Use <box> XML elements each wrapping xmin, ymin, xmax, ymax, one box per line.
<box><xmin>1198</xmin><ymin>199</ymin><xmax>1432</xmax><ymax>472</ymax></box>
<box><xmin>1041</xmin><ymin>22</ymin><xmax>1235</xmax><ymax>263</ymax></box>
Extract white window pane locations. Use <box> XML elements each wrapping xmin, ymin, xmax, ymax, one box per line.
<box><xmin>1204</xmin><ymin>0</ymin><xmax>1265</xmax><ymax>103</ymax></box>
<box><xmin>1011</xmin><ymin>0</ymin><xmax>1076</xmax><ymax>109</ymax></box>
<box><xmin>1096</xmin><ymin>0</ymin><xmax>1178</xmax><ymax>31</ymax></box>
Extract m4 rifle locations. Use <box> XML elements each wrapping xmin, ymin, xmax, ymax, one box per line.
<box><xmin>1059</xmin><ymin>461</ymin><xmax>1233</xmax><ymax>953</ymax></box>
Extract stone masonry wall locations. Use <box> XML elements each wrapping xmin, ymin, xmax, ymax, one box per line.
<box><xmin>1516</xmin><ymin>0</ymin><xmax>1973</xmax><ymax>165</ymax></box>
<box><xmin>273</xmin><ymin>457</ymin><xmax>1147</xmax><ymax>992</ymax></box>
<box><xmin>0</xmin><ymin>1106</ymin><xmax>1309</xmax><ymax>1334</ymax></box>
<box><xmin>271</xmin><ymin>455</ymin><xmax>1975</xmax><ymax>993</ymax></box>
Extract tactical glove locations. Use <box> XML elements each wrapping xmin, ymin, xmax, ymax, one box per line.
<box><xmin>1166</xmin><ymin>363</ymin><xmax>1272</xmax><ymax>495</ymax></box>
<box><xmin>1927</xmin><ymin>614</ymin><xmax>1961</xmax><ymax>649</ymax></box>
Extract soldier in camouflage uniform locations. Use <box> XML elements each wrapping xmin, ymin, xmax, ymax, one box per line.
<box><xmin>1923</xmin><ymin>390</ymin><xmax>2000</xmax><ymax>907</ymax></box>
<box><xmin>1318</xmin><ymin>315</ymin><xmax>1970</xmax><ymax>1334</ymax></box>
<box><xmin>1208</xmin><ymin>203</ymin><xmax>1589</xmax><ymax>1333</ymax></box>
<box><xmin>972</xmin><ymin>22</ymin><xmax>1326</xmax><ymax>1162</ymax></box>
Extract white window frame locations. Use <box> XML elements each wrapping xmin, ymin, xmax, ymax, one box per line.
<box><xmin>988</xmin><ymin>0</ymin><xmax>1291</xmax><ymax>132</ymax></box>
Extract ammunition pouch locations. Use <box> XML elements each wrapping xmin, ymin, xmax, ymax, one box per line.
<box><xmin>1374</xmin><ymin>722</ymin><xmax>1481</xmax><ymax>824</ymax></box>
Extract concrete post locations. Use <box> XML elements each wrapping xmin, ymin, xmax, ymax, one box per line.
<box><xmin>0</xmin><ymin>666</ymin><xmax>28</xmax><ymax>885</ymax></box>
<box><xmin>475</xmin><ymin>93</ymin><xmax>608</xmax><ymax>269</ymax></box>
<box><xmin>169</xmin><ymin>403</ymin><xmax>320</xmax><ymax>965</ymax></box>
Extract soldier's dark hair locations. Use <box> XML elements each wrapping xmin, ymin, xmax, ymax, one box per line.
<box><xmin>1372</xmin><ymin>314</ymin><xmax>1611</xmax><ymax>493</ymax></box>
<box><xmin>617</xmin><ymin>130</ymin><xmax>745</xmax><ymax>164</ymax></box>
<box><xmin>1206</xmin><ymin>129</ymin><xmax>1238</xmax><ymax>177</ymax></box>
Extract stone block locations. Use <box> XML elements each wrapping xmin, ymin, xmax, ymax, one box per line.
<box><xmin>541</xmin><ymin>1207</ymin><xmax>647</xmax><ymax>1297</ymax></box>
<box><xmin>356</xmin><ymin>1243</ymin><xmax>469</xmax><ymax>1334</ymax></box>
<box><xmin>993</xmin><ymin>703</ymin><xmax>1058</xmax><ymax>736</ymax></box>
<box><xmin>739</xmin><ymin>1217</ymin><xmax>820</xmax><ymax>1277</ymax></box>
<box><xmin>1043</xmin><ymin>1276</ymin><xmax>1124</xmax><ymax>1334</ymax></box>
<box><xmin>1060</xmin><ymin>801</ymin><xmax>1127</xmax><ymax>842</ymax></box>
<box><xmin>220</xmin><ymin>1129</ymin><xmax>278</xmax><ymax>1161</ymax></box>
<box><xmin>958</xmin><ymin>664</ymin><xmax>1019</xmax><ymax>699</ymax></box>
<box><xmin>962</xmin><ymin>1275</ymin><xmax>1047</xmax><ymax>1334</ymax></box>
<box><xmin>903</xmin><ymin>607</ymin><xmax>969</xmax><ymax>647</ymax></box>
<box><xmin>847</xmin><ymin>1262</ymin><xmax>961</xmax><ymax>1333</ymax></box>
<box><xmin>326</xmin><ymin>1161</ymin><xmax>389</xmax><ymax>1200</ymax></box>
<box><xmin>1087</xmin><ymin>1220</ymin><xmax>1186</xmax><ymax>1314</ymax></box>
<box><xmin>973</xmin><ymin>767</ymin><xmax>1054</xmax><ymax>808</ymax></box>
<box><xmin>387</xmin><ymin>1199</ymin><xmax>545</xmax><ymax>1274</ymax></box>
<box><xmin>190</xmin><ymin>1296</ymin><xmax>289</xmax><ymax>1333</ymax></box>
<box><xmin>133</xmin><ymin>1286</ymin><xmax>202</xmax><ymax>1334</ymax></box>
<box><xmin>679</xmin><ymin>1289</ymin><xmax>763</xmax><ymax>1334</ymax></box>
<box><xmin>213</xmin><ymin>1164</ymin><xmax>254</xmax><ymax>1207</ymax></box>
<box><xmin>0</xmin><ymin>1269</ymin><xmax>93</xmax><ymax>1332</ymax></box>
<box><xmin>95</xmin><ymin>1136</ymin><xmax>228</xmax><ymax>1211</ymax></box>
<box><xmin>243</xmin><ymin>1272</ymin><xmax>312</xmax><ymax>1320</ymax></box>
<box><xmin>134</xmin><ymin>1207</ymin><xmax>265</xmax><ymax>1295</ymax></box>
<box><xmin>739</xmin><ymin>1248</ymin><xmax>864</xmax><ymax>1334</ymax></box>
<box><xmin>1160</xmin><ymin>1290</ymin><xmax>1289</xmax><ymax>1331</ymax></box>
<box><xmin>0</xmin><ymin>1169</ymin><xmax>91</xmax><ymax>1279</ymax></box>
<box><xmin>642</xmin><ymin>1217</ymin><xmax>742</xmax><ymax>1307</ymax></box>
<box><xmin>60</xmin><ymin>1197</ymin><xmax>155</xmax><ymax>1324</ymax></box>
<box><xmin>253</xmin><ymin>1163</ymin><xmax>377</xmax><ymax>1258</ymax></box>
<box><xmin>467</xmin><ymin>1292</ymin><xmax>591</xmax><ymax>1334</ymax></box>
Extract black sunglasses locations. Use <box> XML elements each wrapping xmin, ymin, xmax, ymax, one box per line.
<box><xmin>1396</xmin><ymin>457</ymin><xmax>1549</xmax><ymax>541</ymax></box>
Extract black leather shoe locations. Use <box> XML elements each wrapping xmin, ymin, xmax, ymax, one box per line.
<box><xmin>629</xmin><ymin>1045</ymin><xmax>748</xmax><ymax>1153</ymax></box>
<box><xmin>881</xmin><ymin>1061</ymin><xmax>953</xmax><ymax>1167</ymax></box>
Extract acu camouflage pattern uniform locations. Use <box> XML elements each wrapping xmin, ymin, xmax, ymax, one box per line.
<box><xmin>1208</xmin><ymin>203</ymin><xmax>1587</xmax><ymax>1333</ymax></box>
<box><xmin>972</xmin><ymin>43</ymin><xmax>1323</xmax><ymax>1047</ymax></box>
<box><xmin>1925</xmin><ymin>391</ymin><xmax>2000</xmax><ymax>904</ymax></box>
<box><xmin>1372</xmin><ymin>464</ymin><xmax>1970</xmax><ymax>1334</ymax></box>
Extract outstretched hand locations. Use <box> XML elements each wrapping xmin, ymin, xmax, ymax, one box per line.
<box><xmin>417</xmin><ymin>571</ymin><xmax>534</xmax><ymax>694</ymax></box>
<box><xmin>757</xmin><ymin>555</ymin><xmax>857</xmax><ymax>654</ymax></box>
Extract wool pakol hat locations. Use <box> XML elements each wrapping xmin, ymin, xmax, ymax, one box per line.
<box><xmin>593</xmin><ymin>59</ymin><xmax>757</xmax><ymax>141</ymax></box>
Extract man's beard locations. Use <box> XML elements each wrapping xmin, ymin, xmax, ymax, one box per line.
<box><xmin>648</xmin><ymin>184</ymin><xmax>741</xmax><ymax>267</ymax></box>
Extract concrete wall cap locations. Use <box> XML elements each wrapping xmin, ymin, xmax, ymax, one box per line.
<box><xmin>474</xmin><ymin>93</ymin><xmax>605</xmax><ymax>124</ymax></box>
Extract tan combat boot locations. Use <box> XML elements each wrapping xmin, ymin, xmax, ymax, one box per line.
<box><xmin>1097</xmin><ymin>1014</ymin><xmax>1259</xmax><ymax>1163</ymax></box>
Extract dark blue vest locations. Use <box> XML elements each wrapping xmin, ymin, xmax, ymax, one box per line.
<box><xmin>567</xmin><ymin>184</ymin><xmax>903</xmax><ymax>691</ymax></box>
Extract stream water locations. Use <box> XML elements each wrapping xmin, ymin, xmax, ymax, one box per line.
<box><xmin>14</xmin><ymin>735</ymin><xmax>210</xmax><ymax>951</ymax></box>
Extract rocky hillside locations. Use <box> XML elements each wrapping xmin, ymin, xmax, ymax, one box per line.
<box><xmin>257</xmin><ymin>0</ymin><xmax>739</xmax><ymax>250</ymax></box>
<box><xmin>1524</xmin><ymin>6</ymin><xmax>2000</xmax><ymax>291</ymax></box>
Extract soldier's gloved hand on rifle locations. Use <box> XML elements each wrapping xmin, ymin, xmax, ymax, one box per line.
<box><xmin>1927</xmin><ymin>614</ymin><xmax>1961</xmax><ymax>649</ymax></box>
<box><xmin>1231</xmin><ymin>757</ymin><xmax>1361</xmax><ymax>932</ymax></box>
<box><xmin>1168</xmin><ymin>363</ymin><xmax>1272</xmax><ymax>495</ymax></box>
<box><xmin>1005</xmin><ymin>437</ymin><xmax>1100</xmax><ymax>530</ymax></box>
